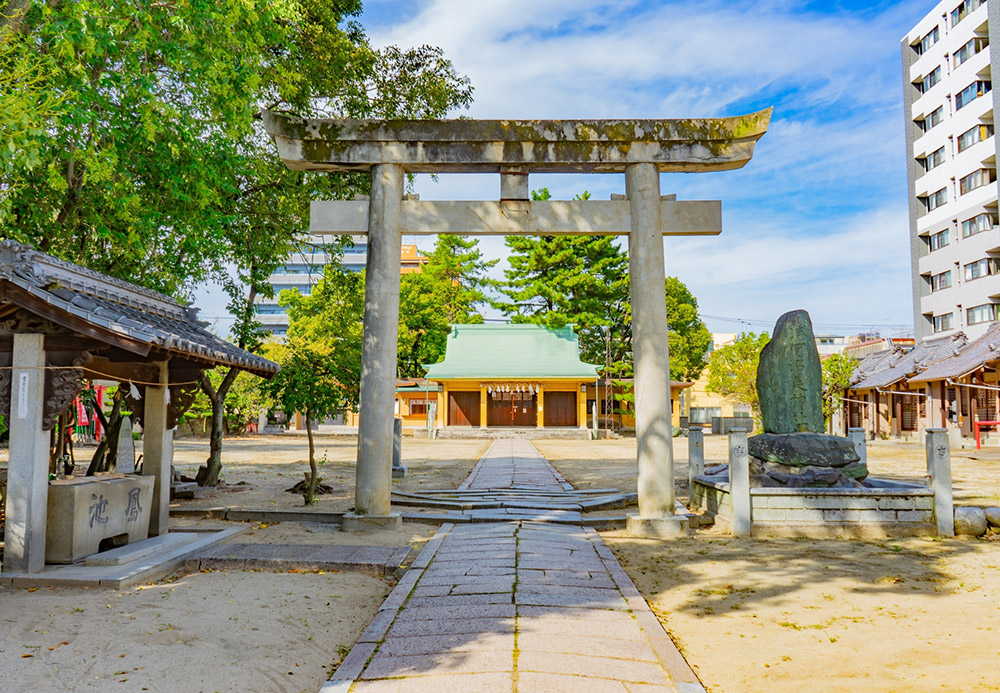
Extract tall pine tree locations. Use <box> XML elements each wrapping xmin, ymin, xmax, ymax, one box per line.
<box><xmin>496</xmin><ymin>189</ymin><xmax>711</xmax><ymax>383</ymax></box>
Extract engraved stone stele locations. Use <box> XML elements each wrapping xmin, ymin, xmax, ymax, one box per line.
<box><xmin>756</xmin><ymin>309</ymin><xmax>824</xmax><ymax>434</ymax></box>
<box><xmin>117</xmin><ymin>415</ymin><xmax>136</xmax><ymax>474</ymax></box>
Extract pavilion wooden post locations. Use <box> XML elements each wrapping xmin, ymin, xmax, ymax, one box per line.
<box><xmin>3</xmin><ymin>334</ymin><xmax>50</xmax><ymax>573</ymax></box>
<box><xmin>143</xmin><ymin>360</ymin><xmax>172</xmax><ymax>537</ymax></box>
<box><xmin>345</xmin><ymin>163</ymin><xmax>404</xmax><ymax>531</ymax></box>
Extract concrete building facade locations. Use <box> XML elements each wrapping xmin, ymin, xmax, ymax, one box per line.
<box><xmin>904</xmin><ymin>0</ymin><xmax>1000</xmax><ymax>341</ymax></box>
<box><xmin>255</xmin><ymin>235</ymin><xmax>426</xmax><ymax>336</ymax></box>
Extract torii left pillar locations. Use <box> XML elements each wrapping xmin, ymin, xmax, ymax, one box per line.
<box><xmin>342</xmin><ymin>164</ymin><xmax>404</xmax><ymax>531</ymax></box>
<box><xmin>3</xmin><ymin>334</ymin><xmax>50</xmax><ymax>573</ymax></box>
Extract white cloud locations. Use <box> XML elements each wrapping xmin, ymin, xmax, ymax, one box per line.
<box><xmin>372</xmin><ymin>0</ymin><xmax>920</xmax><ymax>336</ymax></box>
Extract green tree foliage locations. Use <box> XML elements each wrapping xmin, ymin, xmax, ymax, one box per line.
<box><xmin>706</xmin><ymin>332</ymin><xmax>771</xmax><ymax>423</ymax></box>
<box><xmin>1</xmin><ymin>1</ymin><xmax>470</xmax><ymax>484</ymax></box>
<box><xmin>821</xmin><ymin>351</ymin><xmax>858</xmax><ymax>430</ymax></box>
<box><xmin>496</xmin><ymin>189</ymin><xmax>711</xmax><ymax>384</ymax></box>
<box><xmin>397</xmin><ymin>235</ymin><xmax>494</xmax><ymax>377</ymax></box>
<box><xmin>262</xmin><ymin>265</ymin><xmax>364</xmax><ymax>503</ymax></box>
<box><xmin>1</xmin><ymin>1</ymin><xmax>473</xmax><ymax>297</ymax></box>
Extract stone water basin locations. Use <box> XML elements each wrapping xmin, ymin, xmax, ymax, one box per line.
<box><xmin>45</xmin><ymin>474</ymin><xmax>154</xmax><ymax>564</ymax></box>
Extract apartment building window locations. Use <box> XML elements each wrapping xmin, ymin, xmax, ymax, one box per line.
<box><xmin>922</xmin><ymin>188</ymin><xmax>948</xmax><ymax>212</ymax></box>
<box><xmin>958</xmin><ymin>124</ymin><xmax>994</xmax><ymax>152</ymax></box>
<box><xmin>967</xmin><ymin>303</ymin><xmax>998</xmax><ymax>324</ymax></box>
<box><xmin>955</xmin><ymin>37</ymin><xmax>989</xmax><ymax>68</ymax></box>
<box><xmin>964</xmin><ymin>258</ymin><xmax>995</xmax><ymax>280</ymax></box>
<box><xmin>960</xmin><ymin>168</ymin><xmax>996</xmax><ymax>195</ymax></box>
<box><xmin>915</xmin><ymin>106</ymin><xmax>944</xmax><ymax>134</ymax></box>
<box><xmin>931</xmin><ymin>270</ymin><xmax>953</xmax><ymax>291</ymax></box>
<box><xmin>916</xmin><ymin>67</ymin><xmax>942</xmax><ymax>94</ymax></box>
<box><xmin>916</xmin><ymin>27</ymin><xmax>940</xmax><ymax>55</ymax></box>
<box><xmin>273</xmin><ymin>284</ymin><xmax>312</xmax><ymax>296</ymax></box>
<box><xmin>956</xmin><ymin>80</ymin><xmax>992</xmax><ymax>110</ymax></box>
<box><xmin>919</xmin><ymin>147</ymin><xmax>946</xmax><ymax>172</ymax></box>
<box><xmin>929</xmin><ymin>229</ymin><xmax>950</xmax><ymax>251</ymax></box>
<box><xmin>952</xmin><ymin>0</ymin><xmax>985</xmax><ymax>27</ymax></box>
<box><xmin>962</xmin><ymin>212</ymin><xmax>997</xmax><ymax>237</ymax></box>
<box><xmin>933</xmin><ymin>313</ymin><xmax>954</xmax><ymax>332</ymax></box>
<box><xmin>255</xmin><ymin>304</ymin><xmax>287</xmax><ymax>315</ymax></box>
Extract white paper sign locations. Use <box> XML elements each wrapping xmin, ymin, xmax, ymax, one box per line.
<box><xmin>17</xmin><ymin>372</ymin><xmax>29</xmax><ymax>419</ymax></box>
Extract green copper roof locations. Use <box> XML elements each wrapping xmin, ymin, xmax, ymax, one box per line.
<box><xmin>424</xmin><ymin>324</ymin><xmax>601</xmax><ymax>380</ymax></box>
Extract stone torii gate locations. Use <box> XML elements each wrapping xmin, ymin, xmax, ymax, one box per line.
<box><xmin>263</xmin><ymin>111</ymin><xmax>771</xmax><ymax>537</ymax></box>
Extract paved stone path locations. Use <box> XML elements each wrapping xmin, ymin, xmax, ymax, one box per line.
<box><xmin>323</xmin><ymin>440</ymin><xmax>703</xmax><ymax>693</ymax></box>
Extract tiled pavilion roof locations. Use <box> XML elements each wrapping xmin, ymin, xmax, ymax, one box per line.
<box><xmin>0</xmin><ymin>240</ymin><xmax>277</xmax><ymax>377</ymax></box>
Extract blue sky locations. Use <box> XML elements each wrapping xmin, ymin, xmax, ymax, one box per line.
<box><xmin>199</xmin><ymin>0</ymin><xmax>938</xmax><ymax>337</ymax></box>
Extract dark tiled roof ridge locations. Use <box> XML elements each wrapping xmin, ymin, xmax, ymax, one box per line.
<box><xmin>0</xmin><ymin>239</ymin><xmax>196</xmax><ymax>322</ymax></box>
<box><xmin>0</xmin><ymin>239</ymin><xmax>277</xmax><ymax>376</ymax></box>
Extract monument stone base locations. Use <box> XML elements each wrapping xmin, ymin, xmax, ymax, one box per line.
<box><xmin>341</xmin><ymin>511</ymin><xmax>403</xmax><ymax>532</ymax></box>
<box><xmin>626</xmin><ymin>514</ymin><xmax>689</xmax><ymax>538</ymax></box>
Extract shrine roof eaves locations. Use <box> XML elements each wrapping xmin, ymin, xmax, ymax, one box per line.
<box><xmin>262</xmin><ymin>109</ymin><xmax>772</xmax><ymax>174</ymax></box>
<box><xmin>423</xmin><ymin>324</ymin><xmax>600</xmax><ymax>380</ymax></box>
<box><xmin>0</xmin><ymin>240</ymin><xmax>278</xmax><ymax>377</ymax></box>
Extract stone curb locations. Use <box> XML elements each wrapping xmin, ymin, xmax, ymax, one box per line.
<box><xmin>169</xmin><ymin>507</ymin><xmax>346</xmax><ymax>524</ymax></box>
<box><xmin>583</xmin><ymin>527</ymin><xmax>706</xmax><ymax>693</ymax></box>
<box><xmin>0</xmin><ymin>526</ymin><xmax>246</xmax><ymax>590</ymax></box>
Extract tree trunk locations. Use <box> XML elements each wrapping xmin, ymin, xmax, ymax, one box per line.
<box><xmin>86</xmin><ymin>395</ymin><xmax>123</xmax><ymax>475</ymax></box>
<box><xmin>304</xmin><ymin>408</ymin><xmax>318</xmax><ymax>505</ymax></box>
<box><xmin>197</xmin><ymin>367</ymin><xmax>239</xmax><ymax>486</ymax></box>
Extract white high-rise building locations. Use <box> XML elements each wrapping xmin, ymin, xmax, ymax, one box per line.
<box><xmin>903</xmin><ymin>0</ymin><xmax>999</xmax><ymax>340</ymax></box>
<box><xmin>254</xmin><ymin>235</ymin><xmax>369</xmax><ymax>337</ymax></box>
<box><xmin>254</xmin><ymin>236</ymin><xmax>428</xmax><ymax>336</ymax></box>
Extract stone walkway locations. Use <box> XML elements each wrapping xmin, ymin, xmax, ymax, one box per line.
<box><xmin>323</xmin><ymin>440</ymin><xmax>703</xmax><ymax>693</ymax></box>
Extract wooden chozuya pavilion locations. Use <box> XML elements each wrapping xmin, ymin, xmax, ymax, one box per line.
<box><xmin>0</xmin><ymin>240</ymin><xmax>277</xmax><ymax>575</ymax></box>
<box><xmin>422</xmin><ymin>324</ymin><xmax>599</xmax><ymax>430</ymax></box>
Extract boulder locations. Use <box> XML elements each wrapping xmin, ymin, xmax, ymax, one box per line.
<box><xmin>783</xmin><ymin>466</ymin><xmax>845</xmax><ymax>488</ymax></box>
<box><xmin>748</xmin><ymin>432</ymin><xmax>859</xmax><ymax>468</ymax></box>
<box><xmin>954</xmin><ymin>507</ymin><xmax>988</xmax><ymax>536</ymax></box>
<box><xmin>840</xmin><ymin>462</ymin><xmax>869</xmax><ymax>481</ymax></box>
<box><xmin>985</xmin><ymin>507</ymin><xmax>1000</xmax><ymax>528</ymax></box>
<box><xmin>756</xmin><ymin>310</ymin><xmax>824</xmax><ymax>434</ymax></box>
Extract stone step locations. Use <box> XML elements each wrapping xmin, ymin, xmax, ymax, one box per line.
<box><xmin>170</xmin><ymin>481</ymin><xmax>199</xmax><ymax>500</ymax></box>
<box><xmin>84</xmin><ymin>532</ymin><xmax>201</xmax><ymax>566</ymax></box>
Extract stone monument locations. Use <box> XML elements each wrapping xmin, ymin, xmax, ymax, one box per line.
<box><xmin>748</xmin><ymin>309</ymin><xmax>867</xmax><ymax>488</ymax></box>
<box><xmin>116</xmin><ymin>415</ymin><xmax>136</xmax><ymax>474</ymax></box>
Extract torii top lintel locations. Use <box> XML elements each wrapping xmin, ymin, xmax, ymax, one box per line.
<box><xmin>261</xmin><ymin>109</ymin><xmax>772</xmax><ymax>174</ymax></box>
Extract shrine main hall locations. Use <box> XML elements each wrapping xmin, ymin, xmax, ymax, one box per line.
<box><xmin>395</xmin><ymin>323</ymin><xmax>690</xmax><ymax>434</ymax></box>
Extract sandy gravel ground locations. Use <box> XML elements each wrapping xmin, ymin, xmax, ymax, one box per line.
<box><xmin>169</xmin><ymin>435</ymin><xmax>489</xmax><ymax>512</ymax></box>
<box><xmin>603</xmin><ymin>532</ymin><xmax>1000</xmax><ymax>692</ymax></box>
<box><xmin>0</xmin><ymin>570</ymin><xmax>390</xmax><ymax>692</ymax></box>
<box><xmin>4</xmin><ymin>434</ymin><xmax>1000</xmax><ymax>692</ymax></box>
<box><xmin>541</xmin><ymin>436</ymin><xmax>1000</xmax><ymax>692</ymax></box>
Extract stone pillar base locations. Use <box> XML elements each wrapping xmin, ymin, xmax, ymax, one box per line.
<box><xmin>391</xmin><ymin>466</ymin><xmax>408</xmax><ymax>479</ymax></box>
<box><xmin>626</xmin><ymin>514</ymin><xmax>689</xmax><ymax>538</ymax></box>
<box><xmin>341</xmin><ymin>512</ymin><xmax>403</xmax><ymax>532</ymax></box>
